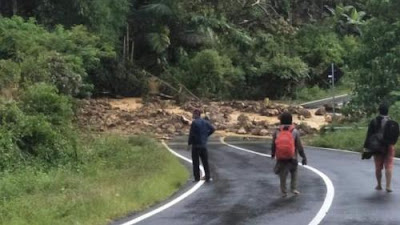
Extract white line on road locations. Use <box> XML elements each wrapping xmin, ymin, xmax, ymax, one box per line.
<box><xmin>220</xmin><ymin>137</ymin><xmax>335</xmax><ymax>225</ymax></box>
<box><xmin>118</xmin><ymin>142</ymin><xmax>205</xmax><ymax>225</ymax></box>
<box><xmin>300</xmin><ymin>94</ymin><xmax>349</xmax><ymax>106</ymax></box>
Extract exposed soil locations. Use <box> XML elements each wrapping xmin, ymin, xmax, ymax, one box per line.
<box><xmin>76</xmin><ymin>98</ymin><xmax>330</xmax><ymax>139</ymax></box>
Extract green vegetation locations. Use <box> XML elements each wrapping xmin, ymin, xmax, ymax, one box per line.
<box><xmin>307</xmin><ymin>128</ymin><xmax>367</xmax><ymax>152</ymax></box>
<box><xmin>351</xmin><ymin>1</ymin><xmax>400</xmax><ymax>114</ymax></box>
<box><xmin>308</xmin><ymin>128</ymin><xmax>400</xmax><ymax>157</ymax></box>
<box><xmin>308</xmin><ymin>102</ymin><xmax>400</xmax><ymax>156</ymax></box>
<box><xmin>0</xmin><ymin>135</ymin><xmax>188</xmax><ymax>225</ymax></box>
<box><xmin>295</xmin><ymin>85</ymin><xmax>350</xmax><ymax>103</ymax></box>
<box><xmin>2</xmin><ymin>0</ymin><xmax>400</xmax><ymax>223</ymax></box>
<box><xmin>0</xmin><ymin>1</ymin><xmax>366</xmax><ymax>100</ymax></box>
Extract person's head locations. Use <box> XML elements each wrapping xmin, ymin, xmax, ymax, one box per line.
<box><xmin>279</xmin><ymin>112</ymin><xmax>292</xmax><ymax>125</ymax></box>
<box><xmin>379</xmin><ymin>103</ymin><xmax>389</xmax><ymax>116</ymax></box>
<box><xmin>192</xmin><ymin>109</ymin><xmax>201</xmax><ymax>119</ymax></box>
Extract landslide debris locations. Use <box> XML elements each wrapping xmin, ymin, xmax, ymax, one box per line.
<box><xmin>76</xmin><ymin>98</ymin><xmax>325</xmax><ymax>139</ymax></box>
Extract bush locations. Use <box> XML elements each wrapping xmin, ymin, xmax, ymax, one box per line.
<box><xmin>177</xmin><ymin>49</ymin><xmax>241</xmax><ymax>98</ymax></box>
<box><xmin>0</xmin><ymin>60</ymin><xmax>20</xmax><ymax>90</ymax></box>
<box><xmin>295</xmin><ymin>86</ymin><xmax>327</xmax><ymax>101</ymax></box>
<box><xmin>0</xmin><ymin>17</ymin><xmax>114</xmax><ymax>96</ymax></box>
<box><xmin>20</xmin><ymin>83</ymin><xmax>73</xmax><ymax>126</ymax></box>
<box><xmin>296</xmin><ymin>25</ymin><xmax>346</xmax><ymax>85</ymax></box>
<box><xmin>0</xmin><ymin>84</ymin><xmax>77</xmax><ymax>171</ymax></box>
<box><xmin>91</xmin><ymin>60</ymin><xmax>148</xmax><ymax>97</ymax></box>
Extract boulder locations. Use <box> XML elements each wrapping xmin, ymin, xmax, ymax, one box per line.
<box><xmin>325</xmin><ymin>114</ymin><xmax>332</xmax><ymax>123</ymax></box>
<box><xmin>298</xmin><ymin>108</ymin><xmax>312</xmax><ymax>118</ymax></box>
<box><xmin>260</xmin><ymin>108</ymin><xmax>280</xmax><ymax>117</ymax></box>
<box><xmin>259</xmin><ymin>129</ymin><xmax>269</xmax><ymax>136</ymax></box>
<box><xmin>180</xmin><ymin>115</ymin><xmax>191</xmax><ymax>125</ymax></box>
<box><xmin>119</xmin><ymin>112</ymin><xmax>135</xmax><ymax>121</ymax></box>
<box><xmin>296</xmin><ymin>123</ymin><xmax>317</xmax><ymax>136</ymax></box>
<box><xmin>165</xmin><ymin>124</ymin><xmax>176</xmax><ymax>134</ymax></box>
<box><xmin>226</xmin><ymin>127</ymin><xmax>238</xmax><ymax>133</ymax></box>
<box><xmin>237</xmin><ymin>127</ymin><xmax>247</xmax><ymax>135</ymax></box>
<box><xmin>315</xmin><ymin>107</ymin><xmax>326</xmax><ymax>116</ymax></box>
<box><xmin>251</xmin><ymin>128</ymin><xmax>261</xmax><ymax>136</ymax></box>
<box><xmin>238</xmin><ymin>114</ymin><xmax>250</xmax><ymax>123</ymax></box>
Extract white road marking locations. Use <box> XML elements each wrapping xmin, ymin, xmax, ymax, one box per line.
<box><xmin>220</xmin><ymin>137</ymin><xmax>335</xmax><ymax>225</ymax></box>
<box><xmin>118</xmin><ymin>142</ymin><xmax>205</xmax><ymax>225</ymax></box>
<box><xmin>300</xmin><ymin>94</ymin><xmax>349</xmax><ymax>107</ymax></box>
<box><xmin>306</xmin><ymin>146</ymin><xmax>400</xmax><ymax>161</ymax></box>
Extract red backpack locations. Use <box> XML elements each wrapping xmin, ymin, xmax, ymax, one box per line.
<box><xmin>275</xmin><ymin>125</ymin><xmax>295</xmax><ymax>160</ymax></box>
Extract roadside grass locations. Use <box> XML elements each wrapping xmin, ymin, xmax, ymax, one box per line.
<box><xmin>278</xmin><ymin>85</ymin><xmax>351</xmax><ymax>105</ymax></box>
<box><xmin>306</xmin><ymin>128</ymin><xmax>367</xmax><ymax>152</ymax></box>
<box><xmin>306</xmin><ymin>128</ymin><xmax>400</xmax><ymax>157</ymax></box>
<box><xmin>0</xmin><ymin>135</ymin><xmax>189</xmax><ymax>225</ymax></box>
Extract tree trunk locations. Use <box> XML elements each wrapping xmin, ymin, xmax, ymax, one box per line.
<box><xmin>12</xmin><ymin>0</ymin><xmax>17</xmax><ymax>15</ymax></box>
<box><xmin>130</xmin><ymin>41</ymin><xmax>134</xmax><ymax>62</ymax></box>
<box><xmin>126</xmin><ymin>24</ymin><xmax>129</xmax><ymax>60</ymax></box>
<box><xmin>123</xmin><ymin>36</ymin><xmax>126</xmax><ymax>60</ymax></box>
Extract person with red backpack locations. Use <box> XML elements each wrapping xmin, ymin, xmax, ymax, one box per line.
<box><xmin>271</xmin><ymin>112</ymin><xmax>307</xmax><ymax>198</ymax></box>
<box><xmin>363</xmin><ymin>103</ymin><xmax>399</xmax><ymax>192</ymax></box>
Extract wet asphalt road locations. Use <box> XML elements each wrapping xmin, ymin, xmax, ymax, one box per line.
<box><xmin>114</xmin><ymin>136</ymin><xmax>400</xmax><ymax>225</ymax></box>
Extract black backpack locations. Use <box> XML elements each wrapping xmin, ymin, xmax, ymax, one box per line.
<box><xmin>366</xmin><ymin>118</ymin><xmax>386</xmax><ymax>153</ymax></box>
<box><xmin>383</xmin><ymin>120</ymin><xmax>400</xmax><ymax>145</ymax></box>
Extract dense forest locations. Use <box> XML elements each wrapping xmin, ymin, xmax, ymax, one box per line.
<box><xmin>0</xmin><ymin>0</ymin><xmax>398</xmax><ymax>103</ymax></box>
<box><xmin>0</xmin><ymin>0</ymin><xmax>371</xmax><ymax>98</ymax></box>
<box><xmin>0</xmin><ymin>0</ymin><xmax>400</xmax><ymax>168</ymax></box>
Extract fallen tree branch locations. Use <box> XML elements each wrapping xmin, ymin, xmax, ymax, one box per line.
<box><xmin>143</xmin><ymin>70</ymin><xmax>200</xmax><ymax>101</ymax></box>
<box><xmin>251</xmin><ymin>0</ymin><xmax>260</xmax><ymax>6</ymax></box>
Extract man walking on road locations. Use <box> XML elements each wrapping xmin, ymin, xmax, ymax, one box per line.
<box><xmin>188</xmin><ymin>109</ymin><xmax>215</xmax><ymax>182</ymax></box>
<box><xmin>271</xmin><ymin>112</ymin><xmax>307</xmax><ymax>197</ymax></box>
<box><xmin>364</xmin><ymin>104</ymin><xmax>396</xmax><ymax>192</ymax></box>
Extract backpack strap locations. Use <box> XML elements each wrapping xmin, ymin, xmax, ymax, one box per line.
<box><xmin>279</xmin><ymin>125</ymin><xmax>295</xmax><ymax>132</ymax></box>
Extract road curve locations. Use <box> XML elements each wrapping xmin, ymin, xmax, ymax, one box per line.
<box><xmin>112</xmin><ymin>136</ymin><xmax>326</xmax><ymax>225</ymax></box>
<box><xmin>301</xmin><ymin>94</ymin><xmax>350</xmax><ymax>109</ymax></box>
<box><xmin>224</xmin><ymin>137</ymin><xmax>400</xmax><ymax>225</ymax></box>
<box><xmin>112</xmin><ymin>135</ymin><xmax>400</xmax><ymax>225</ymax></box>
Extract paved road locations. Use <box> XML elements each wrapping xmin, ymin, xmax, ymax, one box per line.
<box><xmin>301</xmin><ymin>94</ymin><xmax>350</xmax><ymax>109</ymax></box>
<box><xmin>113</xmin><ymin>136</ymin><xmax>400</xmax><ymax>225</ymax></box>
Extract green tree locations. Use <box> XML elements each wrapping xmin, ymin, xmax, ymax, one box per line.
<box><xmin>352</xmin><ymin>1</ymin><xmax>400</xmax><ymax>114</ymax></box>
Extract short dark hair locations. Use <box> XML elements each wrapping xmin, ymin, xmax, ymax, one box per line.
<box><xmin>193</xmin><ymin>109</ymin><xmax>202</xmax><ymax>117</ymax></box>
<box><xmin>279</xmin><ymin>112</ymin><xmax>292</xmax><ymax>125</ymax></box>
<box><xmin>379</xmin><ymin>103</ymin><xmax>389</xmax><ymax>116</ymax></box>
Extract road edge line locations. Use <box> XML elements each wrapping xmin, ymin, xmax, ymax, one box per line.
<box><xmin>300</xmin><ymin>94</ymin><xmax>348</xmax><ymax>106</ymax></box>
<box><xmin>220</xmin><ymin>136</ymin><xmax>400</xmax><ymax>161</ymax></box>
<box><xmin>220</xmin><ymin>137</ymin><xmax>335</xmax><ymax>225</ymax></box>
<box><xmin>118</xmin><ymin>141</ymin><xmax>205</xmax><ymax>225</ymax></box>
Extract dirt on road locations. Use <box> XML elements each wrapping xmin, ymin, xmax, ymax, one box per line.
<box><xmin>77</xmin><ymin>98</ymin><xmax>329</xmax><ymax>139</ymax></box>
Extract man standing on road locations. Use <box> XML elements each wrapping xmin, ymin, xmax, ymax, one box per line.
<box><xmin>271</xmin><ymin>112</ymin><xmax>307</xmax><ymax>197</ymax></box>
<box><xmin>188</xmin><ymin>109</ymin><xmax>215</xmax><ymax>182</ymax></box>
<box><xmin>364</xmin><ymin>104</ymin><xmax>395</xmax><ymax>192</ymax></box>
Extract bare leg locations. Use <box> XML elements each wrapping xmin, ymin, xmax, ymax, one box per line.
<box><xmin>386</xmin><ymin>170</ymin><xmax>392</xmax><ymax>192</ymax></box>
<box><xmin>375</xmin><ymin>169</ymin><xmax>382</xmax><ymax>190</ymax></box>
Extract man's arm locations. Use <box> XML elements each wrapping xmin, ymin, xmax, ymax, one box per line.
<box><xmin>207</xmin><ymin>121</ymin><xmax>215</xmax><ymax>136</ymax></box>
<box><xmin>188</xmin><ymin>122</ymin><xmax>195</xmax><ymax>146</ymax></box>
<box><xmin>295</xmin><ymin>131</ymin><xmax>307</xmax><ymax>165</ymax></box>
<box><xmin>363</xmin><ymin>119</ymin><xmax>375</xmax><ymax>149</ymax></box>
<box><xmin>271</xmin><ymin>131</ymin><xmax>277</xmax><ymax>158</ymax></box>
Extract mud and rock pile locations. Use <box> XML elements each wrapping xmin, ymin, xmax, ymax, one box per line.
<box><xmin>77</xmin><ymin>98</ymin><xmax>322</xmax><ymax>139</ymax></box>
<box><xmin>77</xmin><ymin>99</ymin><xmax>192</xmax><ymax>139</ymax></box>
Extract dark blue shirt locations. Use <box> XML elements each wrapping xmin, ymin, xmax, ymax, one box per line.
<box><xmin>188</xmin><ymin>118</ymin><xmax>215</xmax><ymax>147</ymax></box>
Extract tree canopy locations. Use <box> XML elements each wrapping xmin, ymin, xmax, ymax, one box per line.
<box><xmin>0</xmin><ymin>0</ymin><xmax>399</xmax><ymax>112</ymax></box>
